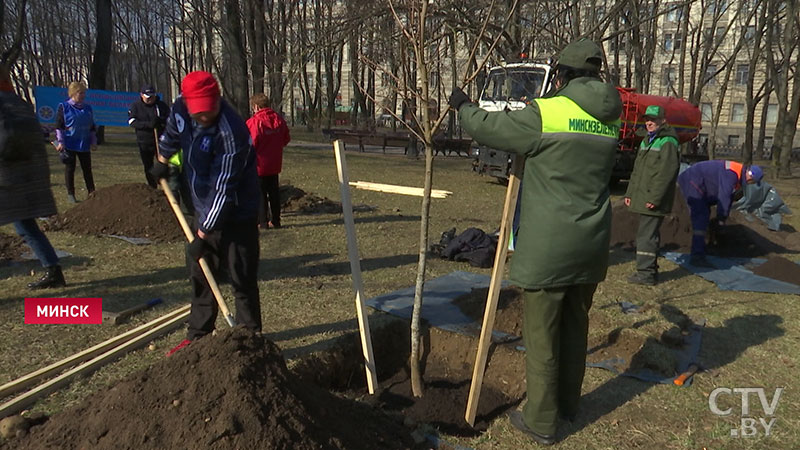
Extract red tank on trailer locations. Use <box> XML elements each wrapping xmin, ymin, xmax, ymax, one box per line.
<box><xmin>613</xmin><ymin>87</ymin><xmax>703</xmax><ymax>181</ymax></box>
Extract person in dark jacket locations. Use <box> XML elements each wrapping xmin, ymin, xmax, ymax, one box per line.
<box><xmin>128</xmin><ymin>85</ymin><xmax>169</xmax><ymax>188</ymax></box>
<box><xmin>0</xmin><ymin>65</ymin><xmax>66</xmax><ymax>288</ymax></box>
<box><xmin>55</xmin><ymin>81</ymin><xmax>96</xmax><ymax>203</ymax></box>
<box><xmin>246</xmin><ymin>93</ymin><xmax>290</xmax><ymax>229</ymax></box>
<box><xmin>677</xmin><ymin>160</ymin><xmax>763</xmax><ymax>266</ymax></box>
<box><xmin>450</xmin><ymin>38</ymin><xmax>622</xmax><ymax>445</ymax></box>
<box><xmin>623</xmin><ymin>105</ymin><xmax>680</xmax><ymax>285</ymax></box>
<box><xmin>151</xmin><ymin>71</ymin><xmax>261</xmax><ymax>355</ymax></box>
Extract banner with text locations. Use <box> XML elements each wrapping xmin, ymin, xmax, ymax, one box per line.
<box><xmin>34</xmin><ymin>86</ymin><xmax>140</xmax><ymax>127</ymax></box>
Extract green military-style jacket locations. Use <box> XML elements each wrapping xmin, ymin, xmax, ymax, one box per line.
<box><xmin>624</xmin><ymin>124</ymin><xmax>680</xmax><ymax>216</ymax></box>
<box><xmin>458</xmin><ymin>77</ymin><xmax>622</xmax><ymax>290</ymax></box>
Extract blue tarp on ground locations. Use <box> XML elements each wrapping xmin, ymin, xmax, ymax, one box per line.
<box><xmin>365</xmin><ymin>270</ymin><xmax>518</xmax><ymax>343</ymax></box>
<box><xmin>663</xmin><ymin>252</ymin><xmax>800</xmax><ymax>295</ymax></box>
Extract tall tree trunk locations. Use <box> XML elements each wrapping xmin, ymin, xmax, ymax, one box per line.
<box><xmin>223</xmin><ymin>0</ymin><xmax>250</xmax><ymax>116</ymax></box>
<box><xmin>88</xmin><ymin>0</ymin><xmax>112</xmax><ymax>145</ymax></box>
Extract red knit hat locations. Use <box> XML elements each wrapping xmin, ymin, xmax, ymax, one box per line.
<box><xmin>181</xmin><ymin>71</ymin><xmax>220</xmax><ymax>114</ymax></box>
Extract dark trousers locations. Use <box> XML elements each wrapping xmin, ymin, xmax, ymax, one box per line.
<box><xmin>258</xmin><ymin>174</ymin><xmax>281</xmax><ymax>226</ymax></box>
<box><xmin>64</xmin><ymin>150</ymin><xmax>94</xmax><ymax>195</ymax></box>
<box><xmin>138</xmin><ymin>143</ymin><xmax>157</xmax><ymax>188</ymax></box>
<box><xmin>522</xmin><ymin>284</ymin><xmax>596</xmax><ymax>436</ymax></box>
<box><xmin>187</xmin><ymin>218</ymin><xmax>261</xmax><ymax>340</ymax></box>
<box><xmin>635</xmin><ymin>214</ymin><xmax>664</xmax><ymax>276</ymax></box>
<box><xmin>678</xmin><ymin>179</ymin><xmax>710</xmax><ymax>257</ymax></box>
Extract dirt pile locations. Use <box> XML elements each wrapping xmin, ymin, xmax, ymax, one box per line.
<box><xmin>752</xmin><ymin>256</ymin><xmax>800</xmax><ymax>286</ymax></box>
<box><xmin>610</xmin><ymin>190</ymin><xmax>800</xmax><ymax>258</ymax></box>
<box><xmin>4</xmin><ymin>328</ymin><xmax>417</xmax><ymax>450</ymax></box>
<box><xmin>44</xmin><ymin>183</ymin><xmax>182</xmax><ymax>242</ymax></box>
<box><xmin>0</xmin><ymin>233</ymin><xmax>25</xmax><ymax>262</ymax></box>
<box><xmin>280</xmin><ymin>185</ymin><xmax>342</xmax><ymax>214</ymax></box>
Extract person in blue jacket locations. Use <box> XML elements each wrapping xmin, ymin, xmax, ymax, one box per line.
<box><xmin>55</xmin><ymin>81</ymin><xmax>97</xmax><ymax>203</ymax></box>
<box><xmin>151</xmin><ymin>71</ymin><xmax>262</xmax><ymax>355</ymax></box>
<box><xmin>677</xmin><ymin>160</ymin><xmax>763</xmax><ymax>266</ymax></box>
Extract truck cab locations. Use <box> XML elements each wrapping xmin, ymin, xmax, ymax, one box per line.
<box><xmin>472</xmin><ymin>62</ymin><xmax>552</xmax><ymax>182</ymax></box>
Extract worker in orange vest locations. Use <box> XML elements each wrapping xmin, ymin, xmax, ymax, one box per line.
<box><xmin>677</xmin><ymin>160</ymin><xmax>763</xmax><ymax>266</ymax></box>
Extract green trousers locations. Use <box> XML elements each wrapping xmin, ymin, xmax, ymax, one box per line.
<box><xmin>635</xmin><ymin>214</ymin><xmax>664</xmax><ymax>276</ymax></box>
<box><xmin>522</xmin><ymin>284</ymin><xmax>596</xmax><ymax>436</ymax></box>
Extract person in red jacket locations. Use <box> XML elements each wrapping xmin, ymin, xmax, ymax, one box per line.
<box><xmin>246</xmin><ymin>93</ymin><xmax>290</xmax><ymax>229</ymax></box>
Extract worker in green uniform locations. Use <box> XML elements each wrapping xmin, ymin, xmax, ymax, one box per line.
<box><xmin>624</xmin><ymin>105</ymin><xmax>680</xmax><ymax>285</ymax></box>
<box><xmin>449</xmin><ymin>38</ymin><xmax>622</xmax><ymax>445</ymax></box>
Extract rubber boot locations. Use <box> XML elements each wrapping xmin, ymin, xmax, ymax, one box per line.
<box><xmin>28</xmin><ymin>265</ymin><xmax>66</xmax><ymax>289</ymax></box>
<box><xmin>67</xmin><ymin>194</ymin><xmax>77</xmax><ymax>203</ymax></box>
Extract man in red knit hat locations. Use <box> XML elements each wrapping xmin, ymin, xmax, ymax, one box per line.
<box><xmin>151</xmin><ymin>71</ymin><xmax>262</xmax><ymax>355</ymax></box>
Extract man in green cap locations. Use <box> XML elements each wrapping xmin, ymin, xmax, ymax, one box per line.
<box><xmin>449</xmin><ymin>37</ymin><xmax>622</xmax><ymax>445</ymax></box>
<box><xmin>623</xmin><ymin>105</ymin><xmax>680</xmax><ymax>285</ymax></box>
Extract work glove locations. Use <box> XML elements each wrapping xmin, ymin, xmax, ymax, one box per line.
<box><xmin>187</xmin><ymin>236</ymin><xmax>211</xmax><ymax>261</ymax></box>
<box><xmin>150</xmin><ymin>161</ymin><xmax>169</xmax><ymax>181</ymax></box>
<box><xmin>448</xmin><ymin>88</ymin><xmax>471</xmax><ymax>111</ymax></box>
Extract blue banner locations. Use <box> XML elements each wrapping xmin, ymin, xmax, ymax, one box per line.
<box><xmin>34</xmin><ymin>86</ymin><xmax>141</xmax><ymax>127</ymax></box>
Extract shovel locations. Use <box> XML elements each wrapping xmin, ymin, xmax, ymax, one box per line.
<box><xmin>155</xmin><ymin>130</ymin><xmax>236</xmax><ymax>327</ymax></box>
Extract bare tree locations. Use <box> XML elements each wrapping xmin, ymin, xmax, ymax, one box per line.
<box><xmin>764</xmin><ymin>0</ymin><xmax>799</xmax><ymax>177</ymax></box>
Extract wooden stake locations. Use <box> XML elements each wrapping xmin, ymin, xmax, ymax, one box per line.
<box><xmin>158</xmin><ymin>178</ymin><xmax>236</xmax><ymax>327</ymax></box>
<box><xmin>349</xmin><ymin>181</ymin><xmax>452</xmax><ymax>198</ymax></box>
<box><xmin>465</xmin><ymin>154</ymin><xmax>524</xmax><ymax>426</ymax></box>
<box><xmin>0</xmin><ymin>306</ymin><xmax>190</xmax><ymax>420</ymax></box>
<box><xmin>333</xmin><ymin>140</ymin><xmax>378</xmax><ymax>394</ymax></box>
<box><xmin>0</xmin><ymin>304</ymin><xmax>190</xmax><ymax>399</ymax></box>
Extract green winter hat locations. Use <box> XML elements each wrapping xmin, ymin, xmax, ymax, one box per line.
<box><xmin>643</xmin><ymin>105</ymin><xmax>666</xmax><ymax>120</ymax></box>
<box><xmin>558</xmin><ymin>38</ymin><xmax>603</xmax><ymax>71</ymax></box>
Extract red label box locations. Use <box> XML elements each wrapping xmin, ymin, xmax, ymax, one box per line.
<box><xmin>25</xmin><ymin>298</ymin><xmax>103</xmax><ymax>324</ymax></box>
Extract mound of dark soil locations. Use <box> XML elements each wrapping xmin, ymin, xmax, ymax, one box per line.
<box><xmin>4</xmin><ymin>328</ymin><xmax>417</xmax><ymax>450</ymax></box>
<box><xmin>610</xmin><ymin>190</ymin><xmax>800</xmax><ymax>259</ymax></box>
<box><xmin>43</xmin><ymin>183</ymin><xmax>182</xmax><ymax>242</ymax></box>
<box><xmin>0</xmin><ymin>233</ymin><xmax>25</xmax><ymax>261</ymax></box>
<box><xmin>752</xmin><ymin>256</ymin><xmax>800</xmax><ymax>286</ymax></box>
<box><xmin>280</xmin><ymin>185</ymin><xmax>342</xmax><ymax>214</ymax></box>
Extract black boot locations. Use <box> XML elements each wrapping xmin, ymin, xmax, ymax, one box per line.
<box><xmin>28</xmin><ymin>265</ymin><xmax>66</xmax><ymax>289</ymax></box>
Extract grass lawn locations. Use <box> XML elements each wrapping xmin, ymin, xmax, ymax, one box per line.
<box><xmin>1</xmin><ymin>127</ymin><xmax>799</xmax><ymax>449</ymax></box>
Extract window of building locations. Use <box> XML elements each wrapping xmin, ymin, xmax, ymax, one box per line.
<box><xmin>731</xmin><ymin>103</ymin><xmax>745</xmax><ymax>122</ymax></box>
<box><xmin>610</xmin><ymin>36</ymin><xmax>626</xmax><ymax>52</ymax></box>
<box><xmin>728</xmin><ymin>135</ymin><xmax>740</xmax><ymax>146</ymax></box>
<box><xmin>735</xmin><ymin>64</ymin><xmax>749</xmax><ymax>85</ymax></box>
<box><xmin>665</xmin><ymin>4</ymin><xmax>683</xmax><ymax>22</ymax></box>
<box><xmin>664</xmin><ymin>33</ymin><xmax>674</xmax><ymax>51</ymax></box>
<box><xmin>766</xmin><ymin>104</ymin><xmax>778</xmax><ymax>123</ymax></box>
<box><xmin>662</xmin><ymin>67</ymin><xmax>676</xmax><ymax>86</ymax></box>
<box><xmin>744</xmin><ymin>25</ymin><xmax>756</xmax><ymax>42</ymax></box>
<box><xmin>764</xmin><ymin>136</ymin><xmax>773</xmax><ymax>148</ymax></box>
<box><xmin>705</xmin><ymin>64</ymin><xmax>717</xmax><ymax>85</ymax></box>
<box><xmin>701</xmin><ymin>103</ymin><xmax>713</xmax><ymax>121</ymax></box>
<box><xmin>707</xmin><ymin>0</ymin><xmax>729</xmax><ymax>16</ymax></box>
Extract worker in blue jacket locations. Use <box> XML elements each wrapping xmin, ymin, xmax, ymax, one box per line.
<box><xmin>677</xmin><ymin>160</ymin><xmax>763</xmax><ymax>266</ymax></box>
<box><xmin>151</xmin><ymin>71</ymin><xmax>262</xmax><ymax>354</ymax></box>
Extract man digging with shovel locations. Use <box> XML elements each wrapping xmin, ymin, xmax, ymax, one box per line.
<box><xmin>151</xmin><ymin>71</ymin><xmax>262</xmax><ymax>356</ymax></box>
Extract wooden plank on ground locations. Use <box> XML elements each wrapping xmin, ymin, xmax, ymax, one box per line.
<box><xmin>0</xmin><ymin>304</ymin><xmax>190</xmax><ymax>399</ymax></box>
<box><xmin>465</xmin><ymin>154</ymin><xmax>524</xmax><ymax>426</ymax></box>
<box><xmin>333</xmin><ymin>140</ymin><xmax>378</xmax><ymax>394</ymax></box>
<box><xmin>349</xmin><ymin>181</ymin><xmax>452</xmax><ymax>198</ymax></box>
<box><xmin>0</xmin><ymin>307</ymin><xmax>190</xmax><ymax>420</ymax></box>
